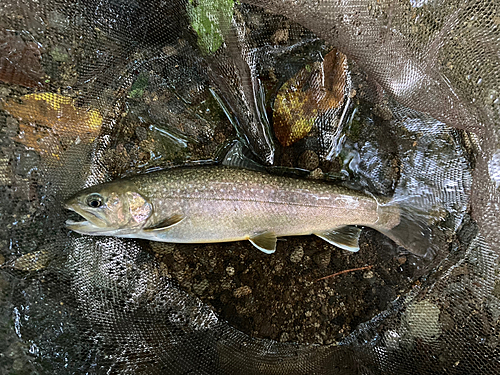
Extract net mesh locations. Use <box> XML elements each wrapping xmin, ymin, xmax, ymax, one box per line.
<box><xmin>0</xmin><ymin>0</ymin><xmax>499</xmax><ymax>374</ymax></box>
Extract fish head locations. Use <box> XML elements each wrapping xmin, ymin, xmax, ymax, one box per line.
<box><xmin>64</xmin><ymin>180</ymin><xmax>152</xmax><ymax>236</ymax></box>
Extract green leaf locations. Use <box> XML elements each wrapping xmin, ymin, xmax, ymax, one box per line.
<box><xmin>187</xmin><ymin>0</ymin><xmax>235</xmax><ymax>55</ymax></box>
<box><xmin>129</xmin><ymin>72</ymin><xmax>150</xmax><ymax>98</ymax></box>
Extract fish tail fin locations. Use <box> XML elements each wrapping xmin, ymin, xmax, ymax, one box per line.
<box><xmin>374</xmin><ymin>202</ymin><xmax>448</xmax><ymax>259</ymax></box>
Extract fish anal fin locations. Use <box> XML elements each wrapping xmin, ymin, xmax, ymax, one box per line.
<box><xmin>249</xmin><ymin>231</ymin><xmax>277</xmax><ymax>254</ymax></box>
<box><xmin>144</xmin><ymin>214</ymin><xmax>184</xmax><ymax>231</ymax></box>
<box><xmin>315</xmin><ymin>226</ymin><xmax>361</xmax><ymax>252</ymax></box>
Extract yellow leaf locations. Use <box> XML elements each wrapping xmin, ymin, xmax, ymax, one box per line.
<box><xmin>273</xmin><ymin>50</ymin><xmax>347</xmax><ymax>147</ymax></box>
<box><xmin>9</xmin><ymin>250</ymin><xmax>52</xmax><ymax>272</ymax></box>
<box><xmin>3</xmin><ymin>93</ymin><xmax>102</xmax><ymax>159</ymax></box>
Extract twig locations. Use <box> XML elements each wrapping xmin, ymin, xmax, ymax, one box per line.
<box><xmin>316</xmin><ymin>265</ymin><xmax>373</xmax><ymax>282</ymax></box>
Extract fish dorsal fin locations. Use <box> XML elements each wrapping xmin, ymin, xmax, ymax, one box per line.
<box><xmin>249</xmin><ymin>231</ymin><xmax>277</xmax><ymax>254</ymax></box>
<box><xmin>144</xmin><ymin>214</ymin><xmax>184</xmax><ymax>231</ymax></box>
<box><xmin>315</xmin><ymin>226</ymin><xmax>362</xmax><ymax>252</ymax></box>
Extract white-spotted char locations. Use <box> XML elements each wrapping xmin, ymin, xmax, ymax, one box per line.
<box><xmin>65</xmin><ymin>166</ymin><xmax>401</xmax><ymax>253</ymax></box>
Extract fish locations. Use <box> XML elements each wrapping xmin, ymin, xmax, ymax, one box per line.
<box><xmin>65</xmin><ymin>165</ymin><xmax>403</xmax><ymax>254</ymax></box>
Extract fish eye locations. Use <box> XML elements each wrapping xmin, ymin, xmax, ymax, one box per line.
<box><xmin>86</xmin><ymin>193</ymin><xmax>104</xmax><ymax>208</ymax></box>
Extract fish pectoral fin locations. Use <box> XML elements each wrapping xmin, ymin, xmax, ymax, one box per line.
<box><xmin>315</xmin><ymin>226</ymin><xmax>362</xmax><ymax>252</ymax></box>
<box><xmin>249</xmin><ymin>231</ymin><xmax>277</xmax><ymax>254</ymax></box>
<box><xmin>143</xmin><ymin>214</ymin><xmax>184</xmax><ymax>231</ymax></box>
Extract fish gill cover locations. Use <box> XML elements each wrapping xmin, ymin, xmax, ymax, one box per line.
<box><xmin>0</xmin><ymin>0</ymin><xmax>498</xmax><ymax>374</ymax></box>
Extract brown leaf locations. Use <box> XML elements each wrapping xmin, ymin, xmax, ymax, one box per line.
<box><xmin>0</xmin><ymin>31</ymin><xmax>45</xmax><ymax>88</ymax></box>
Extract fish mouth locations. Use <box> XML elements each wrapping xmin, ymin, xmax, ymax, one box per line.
<box><xmin>65</xmin><ymin>205</ymin><xmax>109</xmax><ymax>234</ymax></box>
<box><xmin>65</xmin><ymin>218</ymin><xmax>106</xmax><ymax>235</ymax></box>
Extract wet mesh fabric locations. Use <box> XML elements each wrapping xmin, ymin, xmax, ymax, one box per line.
<box><xmin>0</xmin><ymin>0</ymin><xmax>499</xmax><ymax>374</ymax></box>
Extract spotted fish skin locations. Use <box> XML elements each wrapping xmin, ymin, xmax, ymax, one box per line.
<box><xmin>65</xmin><ymin>166</ymin><xmax>400</xmax><ymax>253</ymax></box>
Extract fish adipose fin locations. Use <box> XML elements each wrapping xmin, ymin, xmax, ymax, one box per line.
<box><xmin>315</xmin><ymin>226</ymin><xmax>362</xmax><ymax>252</ymax></box>
<box><xmin>144</xmin><ymin>214</ymin><xmax>184</xmax><ymax>231</ymax></box>
<box><xmin>249</xmin><ymin>231</ymin><xmax>277</xmax><ymax>254</ymax></box>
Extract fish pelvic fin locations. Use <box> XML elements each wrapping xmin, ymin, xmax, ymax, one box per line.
<box><xmin>315</xmin><ymin>226</ymin><xmax>362</xmax><ymax>252</ymax></box>
<box><xmin>249</xmin><ymin>231</ymin><xmax>277</xmax><ymax>254</ymax></box>
<box><xmin>144</xmin><ymin>214</ymin><xmax>184</xmax><ymax>231</ymax></box>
